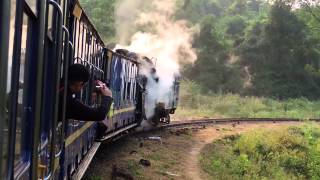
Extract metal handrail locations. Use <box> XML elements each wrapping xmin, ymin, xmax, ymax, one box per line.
<box><xmin>74</xmin><ymin>56</ymin><xmax>104</xmax><ymax>73</ymax></box>
<box><xmin>60</xmin><ymin>25</ymin><xmax>70</xmax><ymax>154</ymax></box>
<box><xmin>31</xmin><ymin>0</ymin><xmax>47</xmax><ymax>178</ymax></box>
<box><xmin>48</xmin><ymin>0</ymin><xmax>63</xmax><ymax>177</ymax></box>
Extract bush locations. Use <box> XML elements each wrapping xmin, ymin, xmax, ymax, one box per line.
<box><xmin>175</xmin><ymin>80</ymin><xmax>320</xmax><ymax>119</ymax></box>
<box><xmin>200</xmin><ymin>124</ymin><xmax>320</xmax><ymax>179</ymax></box>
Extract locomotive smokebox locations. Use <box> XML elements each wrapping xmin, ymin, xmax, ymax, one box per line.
<box><xmin>136</xmin><ymin>102</ymin><xmax>169</xmax><ymax>132</ymax></box>
<box><xmin>155</xmin><ymin>102</ymin><xmax>167</xmax><ymax>118</ymax></box>
<box><xmin>149</xmin><ymin>102</ymin><xmax>167</xmax><ymax>125</ymax></box>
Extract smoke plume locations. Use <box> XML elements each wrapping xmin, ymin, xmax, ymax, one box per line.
<box><xmin>115</xmin><ymin>0</ymin><xmax>197</xmax><ymax>121</ymax></box>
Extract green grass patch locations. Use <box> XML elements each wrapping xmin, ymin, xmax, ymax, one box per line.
<box><xmin>126</xmin><ymin>159</ymin><xmax>143</xmax><ymax>178</ymax></box>
<box><xmin>200</xmin><ymin>123</ymin><xmax>320</xmax><ymax>179</ymax></box>
<box><xmin>175</xmin><ymin>80</ymin><xmax>320</xmax><ymax>119</ymax></box>
<box><xmin>86</xmin><ymin>176</ymin><xmax>102</xmax><ymax>180</ymax></box>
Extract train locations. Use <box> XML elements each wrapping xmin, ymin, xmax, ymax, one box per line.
<box><xmin>0</xmin><ymin>0</ymin><xmax>180</xmax><ymax>179</ymax></box>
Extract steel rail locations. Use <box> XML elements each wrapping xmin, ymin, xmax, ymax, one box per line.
<box><xmin>158</xmin><ymin>118</ymin><xmax>320</xmax><ymax>130</ymax></box>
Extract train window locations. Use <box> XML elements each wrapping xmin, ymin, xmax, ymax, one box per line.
<box><xmin>73</xmin><ymin>19</ymin><xmax>79</xmax><ymax>59</ymax></box>
<box><xmin>131</xmin><ymin>65</ymin><xmax>135</xmax><ymax>100</ymax></box>
<box><xmin>131</xmin><ymin>67</ymin><xmax>134</xmax><ymax>101</ymax></box>
<box><xmin>122</xmin><ymin>61</ymin><xmax>126</xmax><ymax>103</ymax></box>
<box><xmin>81</xmin><ymin>26</ymin><xmax>86</xmax><ymax>59</ymax></box>
<box><xmin>77</xmin><ymin>22</ymin><xmax>82</xmax><ymax>59</ymax></box>
<box><xmin>121</xmin><ymin>60</ymin><xmax>126</xmax><ymax>105</ymax></box>
<box><xmin>86</xmin><ymin>32</ymin><xmax>91</xmax><ymax>63</ymax></box>
<box><xmin>131</xmin><ymin>66</ymin><xmax>134</xmax><ymax>100</ymax></box>
<box><xmin>106</xmin><ymin>50</ymin><xmax>112</xmax><ymax>81</ymax></box>
<box><xmin>86</xmin><ymin>31</ymin><xmax>92</xmax><ymax>46</ymax></box>
<box><xmin>60</xmin><ymin>0</ymin><xmax>67</xmax><ymax>24</ymax></box>
<box><xmin>126</xmin><ymin>61</ymin><xmax>129</xmax><ymax>103</ymax></box>
<box><xmin>93</xmin><ymin>45</ymin><xmax>97</xmax><ymax>66</ymax></box>
<box><xmin>87</xmin><ymin>34</ymin><xmax>92</xmax><ymax>65</ymax></box>
<box><xmin>133</xmin><ymin>66</ymin><xmax>137</xmax><ymax>100</ymax></box>
<box><xmin>14</xmin><ymin>13</ymin><xmax>30</xmax><ymax>166</ymax></box>
<box><xmin>101</xmin><ymin>50</ymin><xmax>106</xmax><ymax>80</ymax></box>
<box><xmin>25</xmin><ymin>0</ymin><xmax>37</xmax><ymax>15</ymax></box>
<box><xmin>2</xmin><ymin>0</ymin><xmax>17</xmax><ymax>176</ymax></box>
<box><xmin>7</xmin><ymin>0</ymin><xmax>17</xmax><ymax>93</ymax></box>
<box><xmin>47</xmin><ymin>5</ymin><xmax>54</xmax><ymax>39</ymax></box>
<box><xmin>81</xmin><ymin>25</ymin><xmax>85</xmax><ymax>59</ymax></box>
<box><xmin>78</xmin><ymin>22</ymin><xmax>82</xmax><ymax>59</ymax></box>
<box><xmin>127</xmin><ymin>81</ymin><xmax>131</xmax><ymax>101</ymax></box>
<box><xmin>134</xmin><ymin>66</ymin><xmax>137</xmax><ymax>98</ymax></box>
<box><xmin>127</xmin><ymin>63</ymin><xmax>131</xmax><ymax>101</ymax></box>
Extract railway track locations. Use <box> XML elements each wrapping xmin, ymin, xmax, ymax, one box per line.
<box><xmin>158</xmin><ymin>118</ymin><xmax>320</xmax><ymax>130</ymax></box>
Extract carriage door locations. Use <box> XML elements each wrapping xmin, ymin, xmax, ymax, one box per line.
<box><xmin>4</xmin><ymin>0</ymin><xmax>44</xmax><ymax>179</ymax></box>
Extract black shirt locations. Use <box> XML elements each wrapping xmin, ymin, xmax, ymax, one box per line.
<box><xmin>60</xmin><ymin>88</ymin><xmax>113</xmax><ymax>121</ymax></box>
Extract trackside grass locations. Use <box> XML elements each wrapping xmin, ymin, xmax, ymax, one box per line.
<box><xmin>174</xmin><ymin>80</ymin><xmax>320</xmax><ymax>120</ymax></box>
<box><xmin>200</xmin><ymin>123</ymin><xmax>320</xmax><ymax>179</ymax></box>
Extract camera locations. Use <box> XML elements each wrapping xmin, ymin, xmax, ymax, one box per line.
<box><xmin>93</xmin><ymin>80</ymin><xmax>109</xmax><ymax>93</ymax></box>
<box><xmin>94</xmin><ymin>84</ymin><xmax>102</xmax><ymax>93</ymax></box>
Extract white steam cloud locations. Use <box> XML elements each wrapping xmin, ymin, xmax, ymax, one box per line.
<box><xmin>115</xmin><ymin>0</ymin><xmax>197</xmax><ymax>120</ymax></box>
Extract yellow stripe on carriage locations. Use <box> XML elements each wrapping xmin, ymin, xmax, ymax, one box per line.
<box><xmin>53</xmin><ymin>157</ymin><xmax>60</xmax><ymax>173</ymax></box>
<box><xmin>65</xmin><ymin>122</ymin><xmax>94</xmax><ymax>147</ymax></box>
<box><xmin>65</xmin><ymin>106</ymin><xmax>135</xmax><ymax>147</ymax></box>
<box><xmin>113</xmin><ymin>106</ymin><xmax>135</xmax><ymax>116</ymax></box>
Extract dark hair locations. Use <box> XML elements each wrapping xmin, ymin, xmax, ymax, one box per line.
<box><xmin>68</xmin><ymin>64</ymin><xmax>90</xmax><ymax>83</ymax></box>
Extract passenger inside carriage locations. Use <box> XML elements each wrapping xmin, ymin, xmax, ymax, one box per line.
<box><xmin>59</xmin><ymin>64</ymin><xmax>113</xmax><ymax>122</ymax></box>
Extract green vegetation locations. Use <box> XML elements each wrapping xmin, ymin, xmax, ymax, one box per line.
<box><xmin>86</xmin><ymin>176</ymin><xmax>102</xmax><ymax>180</ymax></box>
<box><xmin>200</xmin><ymin>123</ymin><xmax>320</xmax><ymax>179</ymax></box>
<box><xmin>126</xmin><ymin>159</ymin><xmax>143</xmax><ymax>178</ymax></box>
<box><xmin>180</xmin><ymin>0</ymin><xmax>320</xmax><ymax>99</ymax></box>
<box><xmin>175</xmin><ymin>80</ymin><xmax>320</xmax><ymax>119</ymax></box>
<box><xmin>80</xmin><ymin>0</ymin><xmax>116</xmax><ymax>42</ymax></box>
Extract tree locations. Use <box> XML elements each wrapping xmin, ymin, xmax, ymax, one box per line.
<box><xmin>299</xmin><ymin>0</ymin><xmax>320</xmax><ymax>22</ymax></box>
<box><xmin>80</xmin><ymin>0</ymin><xmax>116</xmax><ymax>42</ymax></box>
<box><xmin>175</xmin><ymin>0</ymin><xmax>224</xmax><ymax>23</ymax></box>
<box><xmin>238</xmin><ymin>1</ymin><xmax>320</xmax><ymax>99</ymax></box>
<box><xmin>225</xmin><ymin>15</ymin><xmax>247</xmax><ymax>37</ymax></box>
<box><xmin>184</xmin><ymin>15</ymin><xmax>244</xmax><ymax>93</ymax></box>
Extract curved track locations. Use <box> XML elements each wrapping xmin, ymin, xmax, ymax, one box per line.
<box><xmin>159</xmin><ymin>118</ymin><xmax>319</xmax><ymax>130</ymax></box>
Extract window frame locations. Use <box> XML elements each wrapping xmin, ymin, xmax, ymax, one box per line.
<box><xmin>7</xmin><ymin>1</ymin><xmax>39</xmax><ymax>178</ymax></box>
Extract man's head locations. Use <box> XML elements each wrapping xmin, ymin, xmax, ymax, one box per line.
<box><xmin>68</xmin><ymin>64</ymin><xmax>90</xmax><ymax>93</ymax></box>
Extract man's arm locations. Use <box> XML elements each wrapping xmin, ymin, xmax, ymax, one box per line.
<box><xmin>66</xmin><ymin>96</ymin><xmax>113</xmax><ymax>121</ymax></box>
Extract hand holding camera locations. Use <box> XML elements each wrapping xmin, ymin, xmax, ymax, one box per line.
<box><xmin>95</xmin><ymin>80</ymin><xmax>112</xmax><ymax>97</ymax></box>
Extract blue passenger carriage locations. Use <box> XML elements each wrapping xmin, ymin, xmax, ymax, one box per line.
<box><xmin>103</xmin><ymin>49</ymin><xmax>139</xmax><ymax>136</ymax></box>
<box><xmin>0</xmin><ymin>0</ymin><xmax>179</xmax><ymax>179</ymax></box>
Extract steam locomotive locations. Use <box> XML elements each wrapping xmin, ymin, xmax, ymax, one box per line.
<box><xmin>0</xmin><ymin>0</ymin><xmax>180</xmax><ymax>179</ymax></box>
